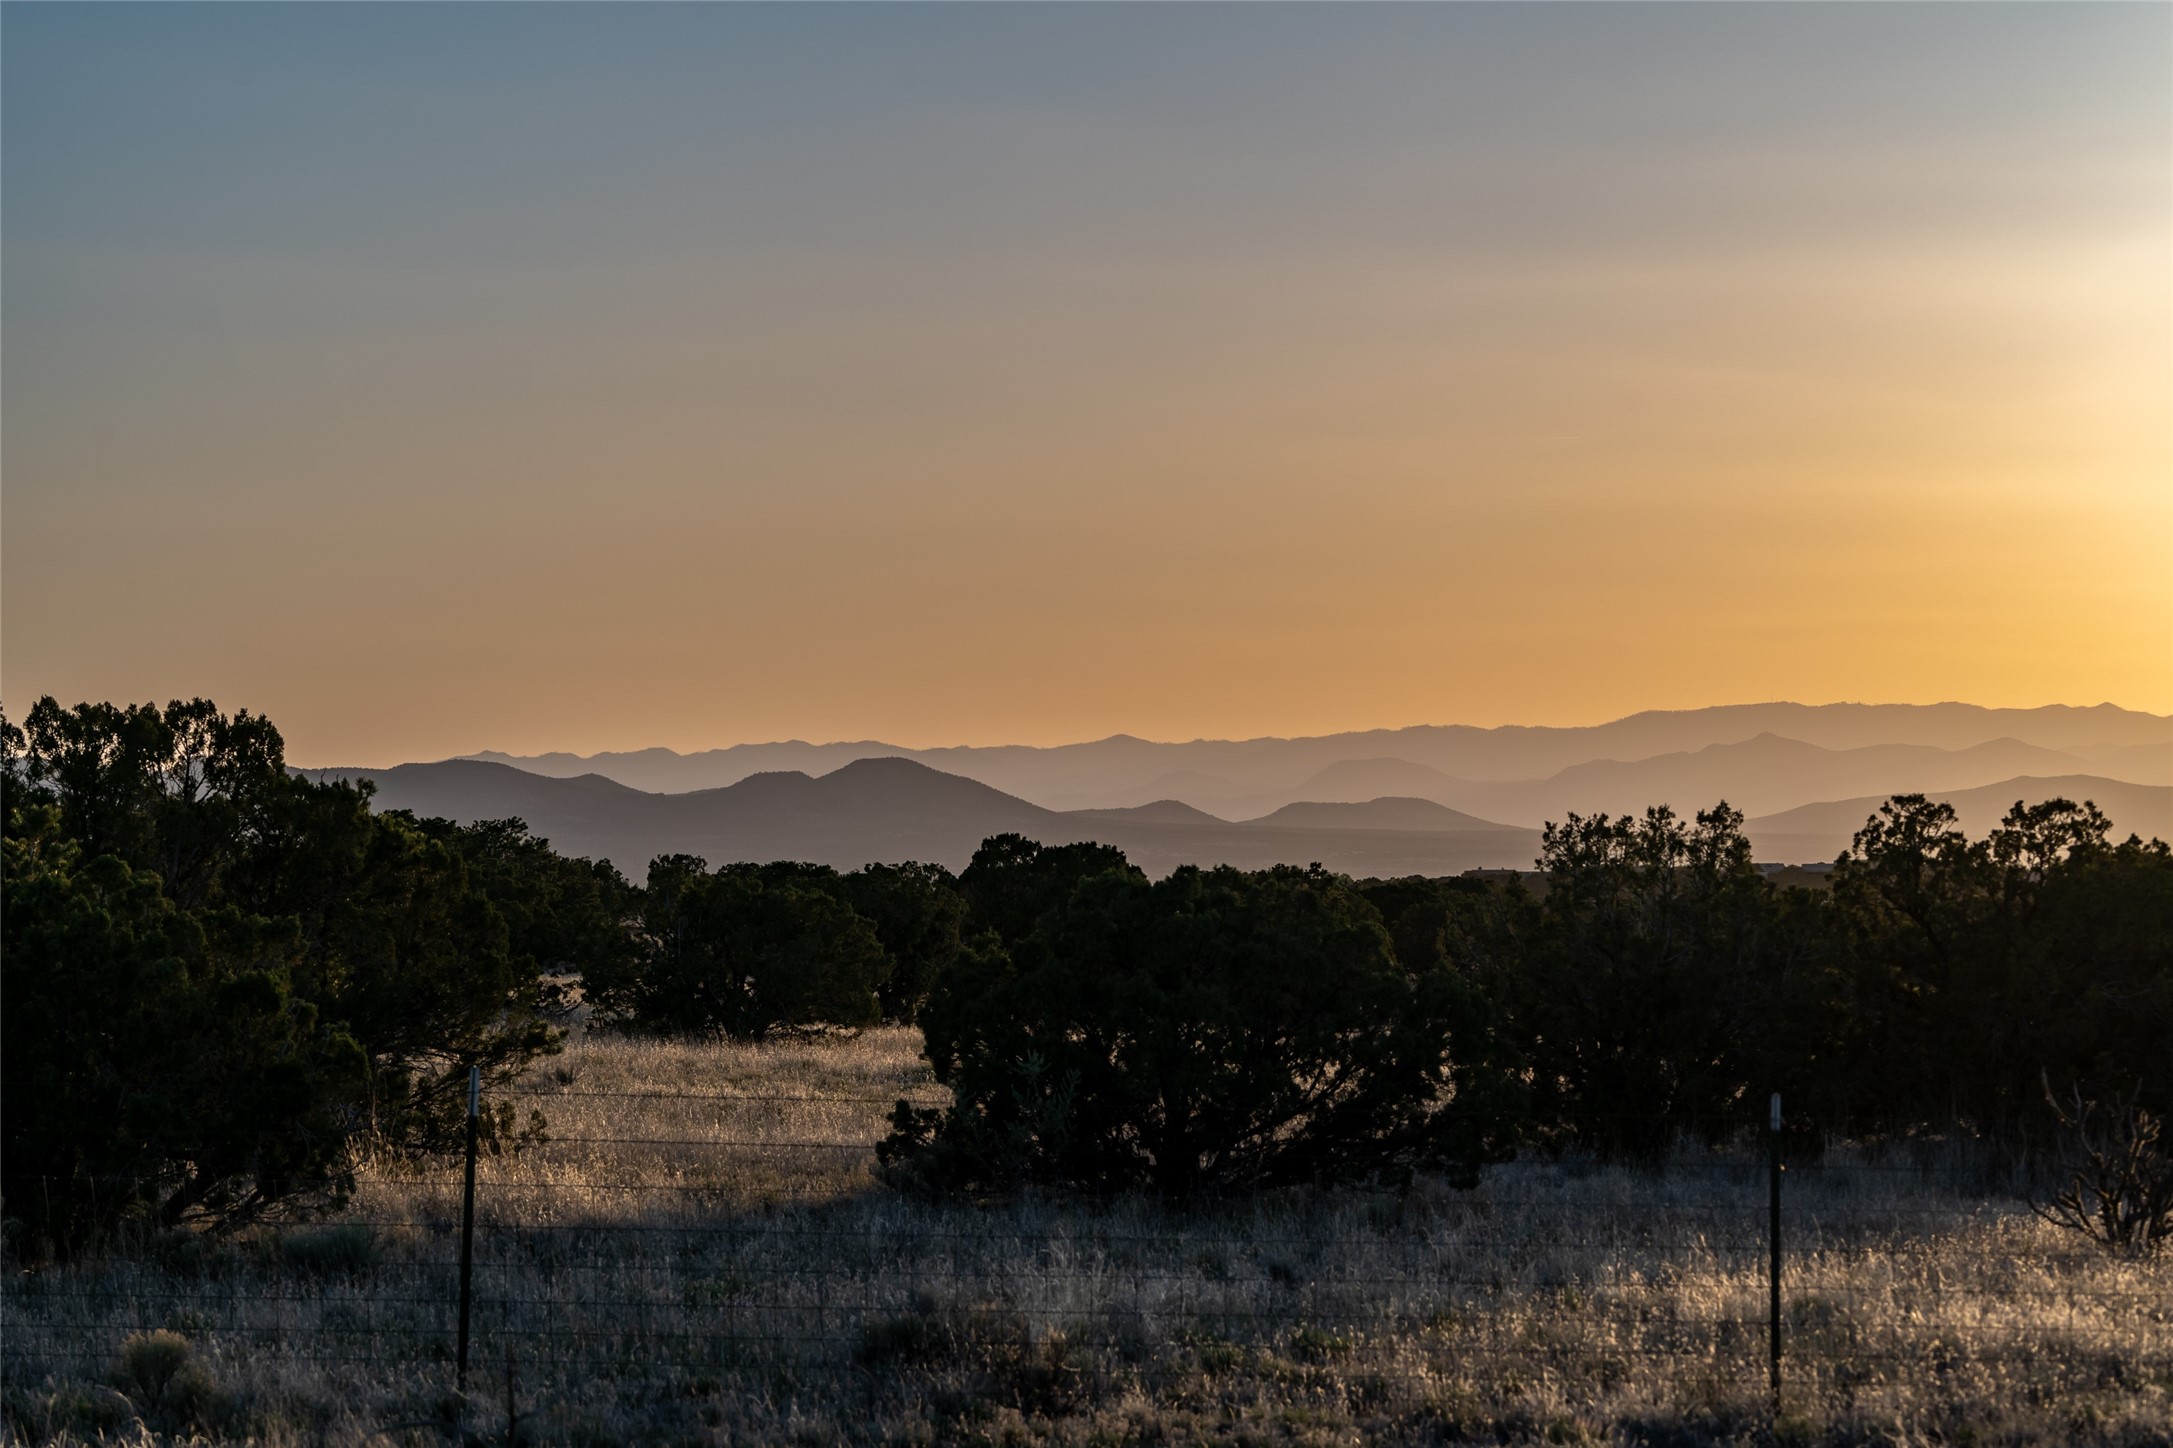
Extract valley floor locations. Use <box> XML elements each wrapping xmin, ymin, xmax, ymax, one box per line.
<box><xmin>6</xmin><ymin>1028</ymin><xmax>2168</xmax><ymax>1447</ymax></box>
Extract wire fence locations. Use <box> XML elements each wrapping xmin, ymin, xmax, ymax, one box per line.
<box><xmin>6</xmin><ymin>1076</ymin><xmax>2170</xmax><ymax>1443</ymax></box>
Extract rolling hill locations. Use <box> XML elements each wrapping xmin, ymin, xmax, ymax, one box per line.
<box><xmin>1242</xmin><ymin>798</ymin><xmax>1514</xmax><ymax>833</ymax></box>
<box><xmin>1740</xmin><ymin>776</ymin><xmax>2173</xmax><ymax>864</ymax></box>
<box><xmin>306</xmin><ymin>757</ymin><xmax>1537</xmax><ymax>877</ymax></box>
<box><xmin>1456</xmin><ymin>733</ymin><xmax>2099</xmax><ymax>826</ymax></box>
<box><xmin>306</xmin><ymin>757</ymin><xmax>2170</xmax><ymax>882</ymax></box>
<box><xmin>1053</xmin><ymin>733</ymin><xmax>2154</xmax><ymax>828</ymax></box>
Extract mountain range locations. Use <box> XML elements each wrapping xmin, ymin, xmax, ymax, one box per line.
<box><xmin>461</xmin><ymin>703</ymin><xmax>2170</xmax><ymax>821</ymax></box>
<box><xmin>305</xmin><ymin>744</ymin><xmax>2172</xmax><ymax>886</ymax></box>
<box><xmin>301</xmin><ymin>757</ymin><xmax>1546</xmax><ymax>879</ymax></box>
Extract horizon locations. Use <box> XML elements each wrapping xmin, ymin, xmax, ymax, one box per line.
<box><xmin>6</xmin><ymin>5</ymin><xmax>2170</xmax><ymax>763</ymax></box>
<box><xmin>313</xmin><ymin>695</ymin><xmax>2166</xmax><ymax>772</ymax></box>
<box><xmin>5</xmin><ymin>690</ymin><xmax>2165</xmax><ymax>771</ymax></box>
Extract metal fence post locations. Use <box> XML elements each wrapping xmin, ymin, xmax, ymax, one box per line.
<box><xmin>458</xmin><ymin>1064</ymin><xmax>480</xmax><ymax>1392</ymax></box>
<box><xmin>1768</xmin><ymin>1090</ymin><xmax>1782</xmax><ymax>1415</ymax></box>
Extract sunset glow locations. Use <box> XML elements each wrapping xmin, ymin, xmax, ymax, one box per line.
<box><xmin>5</xmin><ymin>4</ymin><xmax>2167</xmax><ymax>762</ymax></box>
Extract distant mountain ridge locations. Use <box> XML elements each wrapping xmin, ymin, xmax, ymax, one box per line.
<box><xmin>454</xmin><ymin>703</ymin><xmax>2170</xmax><ymax>816</ymax></box>
<box><xmin>1450</xmin><ymin>732</ymin><xmax>2100</xmax><ymax>825</ymax></box>
<box><xmin>294</xmin><ymin>703</ymin><xmax>2173</xmax><ymax>877</ymax></box>
<box><xmin>1245</xmin><ymin>798</ymin><xmax>1512</xmax><ymax>833</ymax></box>
<box><xmin>301</xmin><ymin>754</ymin><xmax>2170</xmax><ymax>882</ymax></box>
<box><xmin>301</xmin><ymin>757</ymin><xmax>1541</xmax><ymax>879</ymax></box>
<box><xmin>1741</xmin><ymin>775</ymin><xmax>2173</xmax><ymax>859</ymax></box>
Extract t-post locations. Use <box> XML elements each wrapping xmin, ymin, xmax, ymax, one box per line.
<box><xmin>457</xmin><ymin>1064</ymin><xmax>480</xmax><ymax>1392</ymax></box>
<box><xmin>1768</xmin><ymin>1090</ymin><xmax>1782</xmax><ymax>1415</ymax></box>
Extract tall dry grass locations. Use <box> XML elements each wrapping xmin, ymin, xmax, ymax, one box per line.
<box><xmin>5</xmin><ymin>1026</ymin><xmax>2168</xmax><ymax>1446</ymax></box>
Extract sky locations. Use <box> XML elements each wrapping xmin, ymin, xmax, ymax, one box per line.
<box><xmin>4</xmin><ymin>4</ymin><xmax>2168</xmax><ymax>764</ymax></box>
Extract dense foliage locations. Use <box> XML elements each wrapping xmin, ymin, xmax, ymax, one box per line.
<box><xmin>886</xmin><ymin>800</ymin><xmax>2173</xmax><ymax>1189</ymax></box>
<box><xmin>3</xmin><ymin>806</ymin><xmax>365</xmax><ymax>1257</ymax></box>
<box><xmin>837</xmin><ymin>861</ymin><xmax>969</xmax><ymax>1022</ymax></box>
<box><xmin>1</xmin><ymin>699</ymin><xmax>614</xmax><ymax>1255</ymax></box>
<box><xmin>956</xmin><ymin>834</ymin><xmax>1139</xmax><ymax>949</ymax></box>
<box><xmin>1818</xmin><ymin>796</ymin><xmax>2173</xmax><ymax>1133</ymax></box>
<box><xmin>581</xmin><ymin>857</ymin><xmax>967</xmax><ymax>1034</ymax></box>
<box><xmin>1465</xmin><ymin>803</ymin><xmax>1818</xmax><ymax>1161</ymax></box>
<box><xmin>584</xmin><ymin>858</ymin><xmax>886</xmax><ymax>1038</ymax></box>
<box><xmin>888</xmin><ymin>859</ymin><xmax>1504</xmax><ymax>1195</ymax></box>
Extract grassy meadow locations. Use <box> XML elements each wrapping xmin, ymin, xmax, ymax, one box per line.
<box><xmin>5</xmin><ymin>1025</ymin><xmax>2168</xmax><ymax>1447</ymax></box>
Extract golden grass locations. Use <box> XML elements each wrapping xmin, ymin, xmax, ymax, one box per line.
<box><xmin>5</xmin><ymin>1026</ymin><xmax>2169</xmax><ymax>1446</ymax></box>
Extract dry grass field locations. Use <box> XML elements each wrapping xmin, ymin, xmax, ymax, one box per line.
<box><xmin>5</xmin><ymin>1026</ymin><xmax>2169</xmax><ymax>1447</ymax></box>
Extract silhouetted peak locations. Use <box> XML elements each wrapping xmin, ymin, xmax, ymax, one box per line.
<box><xmin>823</xmin><ymin>755</ymin><xmax>936</xmax><ymax>778</ymax></box>
<box><xmin>1248</xmin><ymin>797</ymin><xmax>1520</xmax><ymax>832</ymax></box>
<box><xmin>1068</xmin><ymin>799</ymin><xmax>1230</xmax><ymax>825</ymax></box>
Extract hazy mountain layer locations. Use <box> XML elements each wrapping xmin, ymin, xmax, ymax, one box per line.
<box><xmin>305</xmin><ymin>757</ymin><xmax>2169</xmax><ymax>881</ymax></box>
<box><xmin>1445</xmin><ymin>734</ymin><xmax>2114</xmax><ymax>826</ymax></box>
<box><xmin>304</xmin><ymin>758</ymin><xmax>1536</xmax><ymax>877</ymax></box>
<box><xmin>1740</xmin><ymin>775</ymin><xmax>2173</xmax><ymax>864</ymax></box>
<box><xmin>463</xmin><ymin>703</ymin><xmax>2171</xmax><ymax>814</ymax></box>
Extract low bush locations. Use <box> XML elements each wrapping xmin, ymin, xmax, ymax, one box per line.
<box><xmin>2034</xmin><ymin>1077</ymin><xmax>2173</xmax><ymax>1256</ymax></box>
<box><xmin>114</xmin><ymin>1328</ymin><xmax>230</xmax><ymax>1435</ymax></box>
<box><xmin>886</xmin><ymin>861</ymin><xmax>1503</xmax><ymax>1196</ymax></box>
<box><xmin>587</xmin><ymin>857</ymin><xmax>887</xmax><ymax>1038</ymax></box>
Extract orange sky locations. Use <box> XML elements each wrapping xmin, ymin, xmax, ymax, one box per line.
<box><xmin>4</xmin><ymin>6</ymin><xmax>2168</xmax><ymax>763</ymax></box>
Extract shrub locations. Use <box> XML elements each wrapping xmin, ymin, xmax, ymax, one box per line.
<box><xmin>957</xmin><ymin>834</ymin><xmax>1140</xmax><ymax>948</ymax></box>
<box><xmin>115</xmin><ymin>1329</ymin><xmax>228</xmax><ymax>1433</ymax></box>
<box><xmin>2</xmin><ymin>697</ymin><xmax>573</xmax><ymax>1256</ymax></box>
<box><xmin>886</xmin><ymin>859</ymin><xmax>1496</xmax><ymax>1196</ymax></box>
<box><xmin>589</xmin><ymin>856</ymin><xmax>886</xmax><ymax>1038</ymax></box>
<box><xmin>837</xmin><ymin>862</ymin><xmax>968</xmax><ymax>1022</ymax></box>
<box><xmin>2</xmin><ymin>806</ymin><xmax>366</xmax><ymax>1257</ymax></box>
<box><xmin>118</xmin><ymin>1330</ymin><xmax>193</xmax><ymax>1400</ymax></box>
<box><xmin>1498</xmin><ymin>804</ymin><xmax>1781</xmax><ymax>1162</ymax></box>
<box><xmin>2033</xmin><ymin>1077</ymin><xmax>2173</xmax><ymax>1256</ymax></box>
